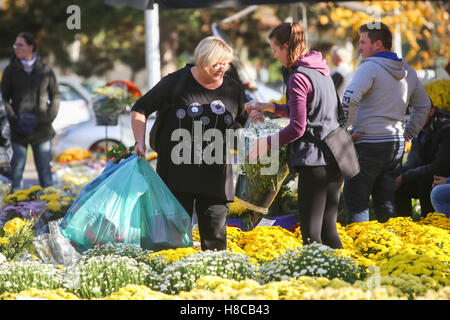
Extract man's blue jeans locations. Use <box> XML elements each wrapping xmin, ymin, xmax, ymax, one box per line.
<box><xmin>343</xmin><ymin>141</ymin><xmax>404</xmax><ymax>224</ymax></box>
<box><xmin>11</xmin><ymin>141</ymin><xmax>53</xmax><ymax>193</ymax></box>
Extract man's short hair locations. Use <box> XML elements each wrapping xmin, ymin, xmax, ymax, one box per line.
<box><xmin>359</xmin><ymin>22</ymin><xmax>392</xmax><ymax>50</ymax></box>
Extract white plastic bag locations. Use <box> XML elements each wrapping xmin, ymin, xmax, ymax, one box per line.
<box><xmin>33</xmin><ymin>219</ymin><xmax>81</xmax><ymax>266</ymax></box>
<box><xmin>48</xmin><ymin>219</ymin><xmax>81</xmax><ymax>265</ymax></box>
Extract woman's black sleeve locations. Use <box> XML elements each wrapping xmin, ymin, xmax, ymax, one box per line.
<box><xmin>131</xmin><ymin>72</ymin><xmax>177</xmax><ymax>118</ymax></box>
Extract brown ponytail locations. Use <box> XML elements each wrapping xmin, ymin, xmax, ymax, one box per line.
<box><xmin>269</xmin><ymin>22</ymin><xmax>307</xmax><ymax>67</ymax></box>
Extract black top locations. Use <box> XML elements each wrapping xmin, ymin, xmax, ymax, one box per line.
<box><xmin>0</xmin><ymin>55</ymin><xmax>61</xmax><ymax>145</ymax></box>
<box><xmin>402</xmin><ymin>110</ymin><xmax>450</xmax><ymax>184</ymax></box>
<box><xmin>132</xmin><ymin>67</ymin><xmax>248</xmax><ymax>201</ymax></box>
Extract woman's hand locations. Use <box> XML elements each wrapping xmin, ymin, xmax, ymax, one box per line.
<box><xmin>131</xmin><ymin>111</ymin><xmax>147</xmax><ymax>159</ymax></box>
<box><xmin>249</xmin><ymin>110</ymin><xmax>265</xmax><ymax>123</ymax></box>
<box><xmin>432</xmin><ymin>175</ymin><xmax>447</xmax><ymax>188</ymax></box>
<box><xmin>248</xmin><ymin>138</ymin><xmax>269</xmax><ymax>162</ymax></box>
<box><xmin>394</xmin><ymin>176</ymin><xmax>403</xmax><ymax>191</ymax></box>
<box><xmin>244</xmin><ymin>101</ymin><xmax>275</xmax><ymax>114</ymax></box>
<box><xmin>245</xmin><ymin>101</ymin><xmax>276</xmax><ymax>124</ymax></box>
<box><xmin>134</xmin><ymin>141</ymin><xmax>146</xmax><ymax>160</ymax></box>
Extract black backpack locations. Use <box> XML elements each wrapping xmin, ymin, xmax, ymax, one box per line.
<box><xmin>149</xmin><ymin>65</ymin><xmax>192</xmax><ymax>152</ymax></box>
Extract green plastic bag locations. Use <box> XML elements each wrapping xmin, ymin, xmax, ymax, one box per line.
<box><xmin>60</xmin><ymin>155</ymin><xmax>192</xmax><ymax>253</ymax></box>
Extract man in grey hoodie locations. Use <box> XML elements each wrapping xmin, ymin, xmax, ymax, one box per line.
<box><xmin>342</xmin><ymin>22</ymin><xmax>431</xmax><ymax>224</ymax></box>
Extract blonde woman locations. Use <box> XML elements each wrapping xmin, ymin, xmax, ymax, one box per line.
<box><xmin>131</xmin><ymin>36</ymin><xmax>248</xmax><ymax>251</ymax></box>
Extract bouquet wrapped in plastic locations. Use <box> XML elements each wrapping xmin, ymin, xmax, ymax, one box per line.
<box><xmin>235</xmin><ymin>118</ymin><xmax>290</xmax><ymax>214</ymax></box>
<box><xmin>60</xmin><ymin>155</ymin><xmax>193</xmax><ymax>253</ymax></box>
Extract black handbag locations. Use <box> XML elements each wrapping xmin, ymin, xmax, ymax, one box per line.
<box><xmin>304</xmin><ymin>91</ymin><xmax>360</xmax><ymax>180</ymax></box>
<box><xmin>322</xmin><ymin>126</ymin><xmax>360</xmax><ymax>179</ymax></box>
<box><xmin>15</xmin><ymin>111</ymin><xmax>37</xmax><ymax>136</ymax></box>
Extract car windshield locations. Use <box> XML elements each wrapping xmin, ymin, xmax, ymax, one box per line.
<box><xmin>59</xmin><ymin>84</ymin><xmax>87</xmax><ymax>104</ymax></box>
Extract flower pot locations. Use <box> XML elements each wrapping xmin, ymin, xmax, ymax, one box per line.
<box><xmin>95</xmin><ymin>113</ymin><xmax>118</xmax><ymax>126</ymax></box>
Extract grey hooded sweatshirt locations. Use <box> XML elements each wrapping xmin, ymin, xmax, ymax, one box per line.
<box><xmin>342</xmin><ymin>52</ymin><xmax>431</xmax><ymax>143</ymax></box>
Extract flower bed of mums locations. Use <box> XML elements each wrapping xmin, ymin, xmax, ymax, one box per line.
<box><xmin>0</xmin><ymin>208</ymin><xmax>449</xmax><ymax>300</ymax></box>
<box><xmin>0</xmin><ymin>148</ymin><xmax>449</xmax><ymax>300</ymax></box>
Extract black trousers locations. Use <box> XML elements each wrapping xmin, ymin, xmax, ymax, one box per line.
<box><xmin>394</xmin><ymin>176</ymin><xmax>434</xmax><ymax>218</ymax></box>
<box><xmin>296</xmin><ymin>164</ymin><xmax>344</xmax><ymax>249</ymax></box>
<box><xmin>172</xmin><ymin>192</ymin><xmax>228</xmax><ymax>251</ymax></box>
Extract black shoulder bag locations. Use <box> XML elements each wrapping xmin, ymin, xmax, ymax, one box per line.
<box><xmin>15</xmin><ymin>110</ymin><xmax>38</xmax><ymax>136</ymax></box>
<box><xmin>307</xmin><ymin>91</ymin><xmax>360</xmax><ymax>180</ymax></box>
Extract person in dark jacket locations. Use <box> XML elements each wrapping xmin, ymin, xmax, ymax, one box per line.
<box><xmin>394</xmin><ymin>106</ymin><xmax>450</xmax><ymax>217</ymax></box>
<box><xmin>245</xmin><ymin>22</ymin><xmax>344</xmax><ymax>249</ymax></box>
<box><xmin>131</xmin><ymin>36</ymin><xmax>248</xmax><ymax>251</ymax></box>
<box><xmin>0</xmin><ymin>32</ymin><xmax>61</xmax><ymax>192</ymax></box>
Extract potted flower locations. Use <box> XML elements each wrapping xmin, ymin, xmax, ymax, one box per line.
<box><xmin>91</xmin><ymin>82</ymin><xmax>141</xmax><ymax>126</ymax></box>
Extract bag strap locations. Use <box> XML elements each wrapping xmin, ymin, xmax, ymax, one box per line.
<box><xmin>303</xmin><ymin>89</ymin><xmax>345</xmax><ymax>143</ymax></box>
<box><xmin>336</xmin><ymin>89</ymin><xmax>346</xmax><ymax>128</ymax></box>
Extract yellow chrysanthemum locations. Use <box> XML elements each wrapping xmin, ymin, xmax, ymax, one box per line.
<box><xmin>2</xmin><ymin>218</ymin><xmax>27</xmax><ymax>236</ymax></box>
<box><xmin>40</xmin><ymin>193</ymin><xmax>61</xmax><ymax>201</ymax></box>
<box><xmin>103</xmin><ymin>284</ymin><xmax>173</xmax><ymax>300</ymax></box>
<box><xmin>29</xmin><ymin>185</ymin><xmax>43</xmax><ymax>193</ymax></box>
<box><xmin>47</xmin><ymin>200</ymin><xmax>62</xmax><ymax>213</ymax></box>
<box><xmin>53</xmin><ymin>148</ymin><xmax>93</xmax><ymax>163</ymax></box>
<box><xmin>424</xmin><ymin>79</ymin><xmax>450</xmax><ymax>112</ymax></box>
<box><xmin>237</xmin><ymin>226</ymin><xmax>302</xmax><ymax>262</ymax></box>
<box><xmin>228</xmin><ymin>198</ymin><xmax>249</xmax><ymax>216</ymax></box>
<box><xmin>148</xmin><ymin>246</ymin><xmax>201</xmax><ymax>262</ymax></box>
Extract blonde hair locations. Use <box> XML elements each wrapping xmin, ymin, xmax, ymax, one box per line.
<box><xmin>194</xmin><ymin>36</ymin><xmax>233</xmax><ymax>72</ymax></box>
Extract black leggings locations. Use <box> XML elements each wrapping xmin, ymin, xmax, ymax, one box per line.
<box><xmin>297</xmin><ymin>165</ymin><xmax>344</xmax><ymax>249</ymax></box>
<box><xmin>172</xmin><ymin>192</ymin><xmax>228</xmax><ymax>251</ymax></box>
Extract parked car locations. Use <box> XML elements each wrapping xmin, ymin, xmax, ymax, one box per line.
<box><xmin>51</xmin><ymin>109</ymin><xmax>155</xmax><ymax>158</ymax></box>
<box><xmin>52</xmin><ymin>77</ymin><xmax>93</xmax><ymax>133</ymax></box>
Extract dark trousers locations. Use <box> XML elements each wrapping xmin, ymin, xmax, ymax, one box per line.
<box><xmin>173</xmin><ymin>192</ymin><xmax>228</xmax><ymax>251</ymax></box>
<box><xmin>343</xmin><ymin>141</ymin><xmax>404</xmax><ymax>224</ymax></box>
<box><xmin>11</xmin><ymin>141</ymin><xmax>53</xmax><ymax>192</ymax></box>
<box><xmin>394</xmin><ymin>176</ymin><xmax>434</xmax><ymax>218</ymax></box>
<box><xmin>296</xmin><ymin>164</ymin><xmax>344</xmax><ymax>249</ymax></box>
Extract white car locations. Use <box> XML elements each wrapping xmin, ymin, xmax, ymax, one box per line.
<box><xmin>53</xmin><ymin>77</ymin><xmax>93</xmax><ymax>133</ymax></box>
<box><xmin>51</xmin><ymin>110</ymin><xmax>155</xmax><ymax>158</ymax></box>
